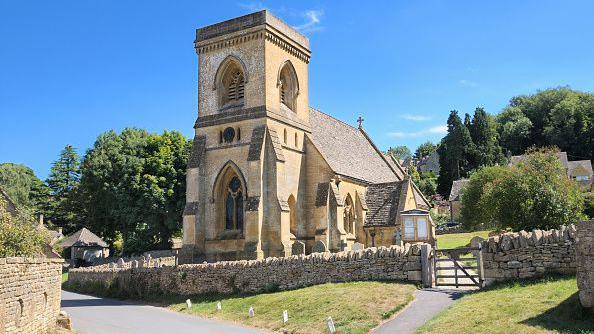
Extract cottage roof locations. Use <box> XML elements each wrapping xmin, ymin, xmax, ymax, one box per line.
<box><xmin>364</xmin><ymin>181</ymin><xmax>405</xmax><ymax>227</ymax></box>
<box><xmin>309</xmin><ymin>108</ymin><xmax>403</xmax><ymax>184</ymax></box>
<box><xmin>510</xmin><ymin>152</ymin><xmax>569</xmax><ymax>168</ymax></box>
<box><xmin>449</xmin><ymin>179</ymin><xmax>470</xmax><ymax>201</ymax></box>
<box><xmin>567</xmin><ymin>160</ymin><xmax>593</xmax><ymax>176</ymax></box>
<box><xmin>60</xmin><ymin>227</ymin><xmax>108</xmax><ymax>248</ymax></box>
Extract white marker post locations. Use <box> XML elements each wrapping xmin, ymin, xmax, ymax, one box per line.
<box><xmin>216</xmin><ymin>301</ymin><xmax>222</xmax><ymax>311</ymax></box>
<box><xmin>282</xmin><ymin>310</ymin><xmax>289</xmax><ymax>323</ymax></box>
<box><xmin>327</xmin><ymin>316</ymin><xmax>336</xmax><ymax>333</ymax></box>
<box><xmin>185</xmin><ymin>299</ymin><xmax>192</xmax><ymax>309</ymax></box>
<box><xmin>248</xmin><ymin>306</ymin><xmax>254</xmax><ymax>318</ymax></box>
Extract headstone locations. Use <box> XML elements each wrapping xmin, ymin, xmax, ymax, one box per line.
<box><xmin>216</xmin><ymin>302</ymin><xmax>222</xmax><ymax>311</ymax></box>
<box><xmin>248</xmin><ymin>306</ymin><xmax>254</xmax><ymax>318</ymax></box>
<box><xmin>326</xmin><ymin>316</ymin><xmax>336</xmax><ymax>333</ymax></box>
<box><xmin>351</xmin><ymin>242</ymin><xmax>365</xmax><ymax>251</ymax></box>
<box><xmin>131</xmin><ymin>260</ymin><xmax>139</xmax><ymax>268</ymax></box>
<box><xmin>312</xmin><ymin>240</ymin><xmax>327</xmax><ymax>253</ymax></box>
<box><xmin>291</xmin><ymin>241</ymin><xmax>306</xmax><ymax>255</ymax></box>
<box><xmin>185</xmin><ymin>299</ymin><xmax>192</xmax><ymax>309</ymax></box>
<box><xmin>282</xmin><ymin>310</ymin><xmax>288</xmax><ymax>323</ymax></box>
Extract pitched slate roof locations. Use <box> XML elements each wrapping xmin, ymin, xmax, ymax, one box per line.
<box><xmin>510</xmin><ymin>152</ymin><xmax>569</xmax><ymax>168</ymax></box>
<box><xmin>60</xmin><ymin>228</ymin><xmax>108</xmax><ymax>248</ymax></box>
<box><xmin>364</xmin><ymin>181</ymin><xmax>405</xmax><ymax>227</ymax></box>
<box><xmin>309</xmin><ymin>108</ymin><xmax>401</xmax><ymax>184</ymax></box>
<box><xmin>567</xmin><ymin>160</ymin><xmax>593</xmax><ymax>176</ymax></box>
<box><xmin>449</xmin><ymin>179</ymin><xmax>469</xmax><ymax>201</ymax></box>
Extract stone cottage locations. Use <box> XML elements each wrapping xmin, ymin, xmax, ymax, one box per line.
<box><xmin>181</xmin><ymin>10</ymin><xmax>431</xmax><ymax>263</ymax></box>
<box><xmin>60</xmin><ymin>228</ymin><xmax>109</xmax><ymax>267</ymax></box>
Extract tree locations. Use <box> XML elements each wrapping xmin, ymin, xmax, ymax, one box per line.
<box><xmin>468</xmin><ymin>107</ymin><xmax>504</xmax><ymax>169</ymax></box>
<box><xmin>460</xmin><ymin>148</ymin><xmax>584</xmax><ymax>231</ymax></box>
<box><xmin>77</xmin><ymin>128</ymin><xmax>191</xmax><ymax>255</ymax></box>
<box><xmin>496</xmin><ymin>87</ymin><xmax>594</xmax><ymax>160</ymax></box>
<box><xmin>0</xmin><ymin>163</ymin><xmax>49</xmax><ymax>216</ymax></box>
<box><xmin>436</xmin><ymin>111</ymin><xmax>474</xmax><ymax>196</ymax></box>
<box><xmin>414</xmin><ymin>141</ymin><xmax>437</xmax><ymax>161</ymax></box>
<box><xmin>387</xmin><ymin>145</ymin><xmax>412</xmax><ymax>164</ymax></box>
<box><xmin>46</xmin><ymin>145</ymin><xmax>80</xmax><ymax>233</ymax></box>
<box><xmin>0</xmin><ymin>197</ymin><xmax>47</xmax><ymax>257</ymax></box>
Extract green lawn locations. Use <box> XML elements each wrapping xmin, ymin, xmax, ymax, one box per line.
<box><xmin>62</xmin><ymin>272</ymin><xmax>68</xmax><ymax>284</ymax></box>
<box><xmin>436</xmin><ymin>230</ymin><xmax>491</xmax><ymax>249</ymax></box>
<box><xmin>169</xmin><ymin>281</ymin><xmax>417</xmax><ymax>334</ymax></box>
<box><xmin>416</xmin><ymin>276</ymin><xmax>593</xmax><ymax>334</ymax></box>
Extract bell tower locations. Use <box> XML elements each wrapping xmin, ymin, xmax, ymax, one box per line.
<box><xmin>182</xmin><ymin>11</ymin><xmax>312</xmax><ymax>263</ymax></box>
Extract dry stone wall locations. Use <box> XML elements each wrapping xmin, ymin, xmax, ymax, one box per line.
<box><xmin>481</xmin><ymin>225</ymin><xmax>577</xmax><ymax>282</ymax></box>
<box><xmin>576</xmin><ymin>220</ymin><xmax>594</xmax><ymax>308</ymax></box>
<box><xmin>0</xmin><ymin>257</ymin><xmax>63</xmax><ymax>334</ymax></box>
<box><xmin>68</xmin><ymin>244</ymin><xmax>424</xmax><ymax>297</ymax></box>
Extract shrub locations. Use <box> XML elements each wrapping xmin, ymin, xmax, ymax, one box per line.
<box><xmin>0</xmin><ymin>198</ymin><xmax>47</xmax><ymax>257</ymax></box>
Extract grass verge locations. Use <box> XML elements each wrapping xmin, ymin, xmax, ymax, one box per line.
<box><xmin>63</xmin><ymin>279</ymin><xmax>416</xmax><ymax>334</ymax></box>
<box><xmin>416</xmin><ymin>275</ymin><xmax>593</xmax><ymax>334</ymax></box>
<box><xmin>436</xmin><ymin>230</ymin><xmax>491</xmax><ymax>249</ymax></box>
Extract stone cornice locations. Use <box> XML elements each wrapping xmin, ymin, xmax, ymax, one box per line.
<box><xmin>264</xmin><ymin>30</ymin><xmax>310</xmax><ymax>64</ymax></box>
<box><xmin>194</xmin><ymin>106</ymin><xmax>312</xmax><ymax>133</ymax></box>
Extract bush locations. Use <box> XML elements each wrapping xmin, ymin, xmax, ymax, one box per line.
<box><xmin>0</xmin><ymin>198</ymin><xmax>47</xmax><ymax>257</ymax></box>
<box><xmin>461</xmin><ymin>148</ymin><xmax>585</xmax><ymax>231</ymax></box>
<box><xmin>584</xmin><ymin>192</ymin><xmax>594</xmax><ymax>219</ymax></box>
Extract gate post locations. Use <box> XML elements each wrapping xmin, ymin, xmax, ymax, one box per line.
<box><xmin>421</xmin><ymin>244</ymin><xmax>433</xmax><ymax>288</ymax></box>
<box><xmin>477</xmin><ymin>243</ymin><xmax>484</xmax><ymax>288</ymax></box>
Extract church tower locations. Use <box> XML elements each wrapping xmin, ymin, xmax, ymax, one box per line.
<box><xmin>181</xmin><ymin>11</ymin><xmax>312</xmax><ymax>262</ymax></box>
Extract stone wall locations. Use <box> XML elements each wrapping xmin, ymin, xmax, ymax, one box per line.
<box><xmin>0</xmin><ymin>257</ymin><xmax>63</xmax><ymax>334</ymax></box>
<box><xmin>68</xmin><ymin>244</ymin><xmax>425</xmax><ymax>297</ymax></box>
<box><xmin>481</xmin><ymin>225</ymin><xmax>577</xmax><ymax>282</ymax></box>
<box><xmin>576</xmin><ymin>220</ymin><xmax>594</xmax><ymax>308</ymax></box>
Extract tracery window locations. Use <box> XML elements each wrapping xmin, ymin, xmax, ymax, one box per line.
<box><xmin>224</xmin><ymin>176</ymin><xmax>244</xmax><ymax>231</ymax></box>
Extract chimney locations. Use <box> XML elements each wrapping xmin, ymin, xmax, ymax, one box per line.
<box><xmin>38</xmin><ymin>214</ymin><xmax>44</xmax><ymax>227</ymax></box>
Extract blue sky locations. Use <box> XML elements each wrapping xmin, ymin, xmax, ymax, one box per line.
<box><xmin>2</xmin><ymin>1</ymin><xmax>594</xmax><ymax>179</ymax></box>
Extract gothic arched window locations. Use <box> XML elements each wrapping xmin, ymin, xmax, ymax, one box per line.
<box><xmin>225</xmin><ymin>176</ymin><xmax>244</xmax><ymax>231</ymax></box>
<box><xmin>278</xmin><ymin>61</ymin><xmax>298</xmax><ymax>112</ymax></box>
<box><xmin>216</xmin><ymin>57</ymin><xmax>246</xmax><ymax>109</ymax></box>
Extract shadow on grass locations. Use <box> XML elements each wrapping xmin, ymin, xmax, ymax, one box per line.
<box><xmin>522</xmin><ymin>292</ymin><xmax>594</xmax><ymax>334</ymax></box>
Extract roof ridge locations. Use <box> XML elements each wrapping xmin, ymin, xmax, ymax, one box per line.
<box><xmin>309</xmin><ymin>107</ymin><xmax>359</xmax><ymax>131</ymax></box>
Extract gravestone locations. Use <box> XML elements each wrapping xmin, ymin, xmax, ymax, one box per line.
<box><xmin>351</xmin><ymin>242</ymin><xmax>365</xmax><ymax>251</ymax></box>
<box><xmin>291</xmin><ymin>241</ymin><xmax>305</xmax><ymax>255</ymax></box>
<box><xmin>312</xmin><ymin>240</ymin><xmax>327</xmax><ymax>253</ymax></box>
<box><xmin>131</xmin><ymin>260</ymin><xmax>139</xmax><ymax>268</ymax></box>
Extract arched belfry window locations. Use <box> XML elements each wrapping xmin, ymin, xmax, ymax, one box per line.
<box><xmin>344</xmin><ymin>194</ymin><xmax>355</xmax><ymax>234</ymax></box>
<box><xmin>216</xmin><ymin>57</ymin><xmax>247</xmax><ymax>109</ymax></box>
<box><xmin>225</xmin><ymin>176</ymin><xmax>244</xmax><ymax>231</ymax></box>
<box><xmin>277</xmin><ymin>61</ymin><xmax>299</xmax><ymax>112</ymax></box>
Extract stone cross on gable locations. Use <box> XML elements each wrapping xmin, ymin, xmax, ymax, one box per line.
<box><xmin>357</xmin><ymin>116</ymin><xmax>364</xmax><ymax>129</ymax></box>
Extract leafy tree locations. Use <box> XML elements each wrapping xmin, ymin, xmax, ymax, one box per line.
<box><xmin>460</xmin><ymin>148</ymin><xmax>584</xmax><ymax>231</ymax></box>
<box><xmin>436</xmin><ymin>111</ymin><xmax>474</xmax><ymax>196</ymax></box>
<box><xmin>46</xmin><ymin>145</ymin><xmax>81</xmax><ymax>233</ymax></box>
<box><xmin>0</xmin><ymin>197</ymin><xmax>47</xmax><ymax>257</ymax></box>
<box><xmin>387</xmin><ymin>145</ymin><xmax>412</xmax><ymax>164</ymax></box>
<box><xmin>417</xmin><ymin>172</ymin><xmax>438</xmax><ymax>196</ymax></box>
<box><xmin>497</xmin><ymin>87</ymin><xmax>594</xmax><ymax>160</ymax></box>
<box><xmin>0</xmin><ymin>163</ymin><xmax>49</xmax><ymax>215</ymax></box>
<box><xmin>468</xmin><ymin>107</ymin><xmax>504</xmax><ymax>169</ymax></box>
<box><xmin>584</xmin><ymin>192</ymin><xmax>594</xmax><ymax>219</ymax></box>
<box><xmin>414</xmin><ymin>141</ymin><xmax>437</xmax><ymax>161</ymax></box>
<box><xmin>496</xmin><ymin>106</ymin><xmax>533</xmax><ymax>155</ymax></box>
<box><xmin>77</xmin><ymin>128</ymin><xmax>191</xmax><ymax>255</ymax></box>
<box><xmin>460</xmin><ymin>166</ymin><xmax>511</xmax><ymax>230</ymax></box>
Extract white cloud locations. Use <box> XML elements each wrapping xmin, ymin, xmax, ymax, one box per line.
<box><xmin>459</xmin><ymin>79</ymin><xmax>478</xmax><ymax>87</ymax></box>
<box><xmin>294</xmin><ymin>10</ymin><xmax>324</xmax><ymax>33</ymax></box>
<box><xmin>388</xmin><ymin>125</ymin><xmax>447</xmax><ymax>138</ymax></box>
<box><xmin>400</xmin><ymin>114</ymin><xmax>431</xmax><ymax>122</ymax></box>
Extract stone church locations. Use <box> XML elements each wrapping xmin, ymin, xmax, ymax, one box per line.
<box><xmin>180</xmin><ymin>11</ymin><xmax>432</xmax><ymax>263</ymax></box>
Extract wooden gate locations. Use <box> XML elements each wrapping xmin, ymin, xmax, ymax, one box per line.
<box><xmin>433</xmin><ymin>247</ymin><xmax>483</xmax><ymax>288</ymax></box>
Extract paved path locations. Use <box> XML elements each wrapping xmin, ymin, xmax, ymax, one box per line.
<box><xmin>372</xmin><ymin>289</ymin><xmax>464</xmax><ymax>334</ymax></box>
<box><xmin>61</xmin><ymin>290</ymin><xmax>268</xmax><ymax>334</ymax></box>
